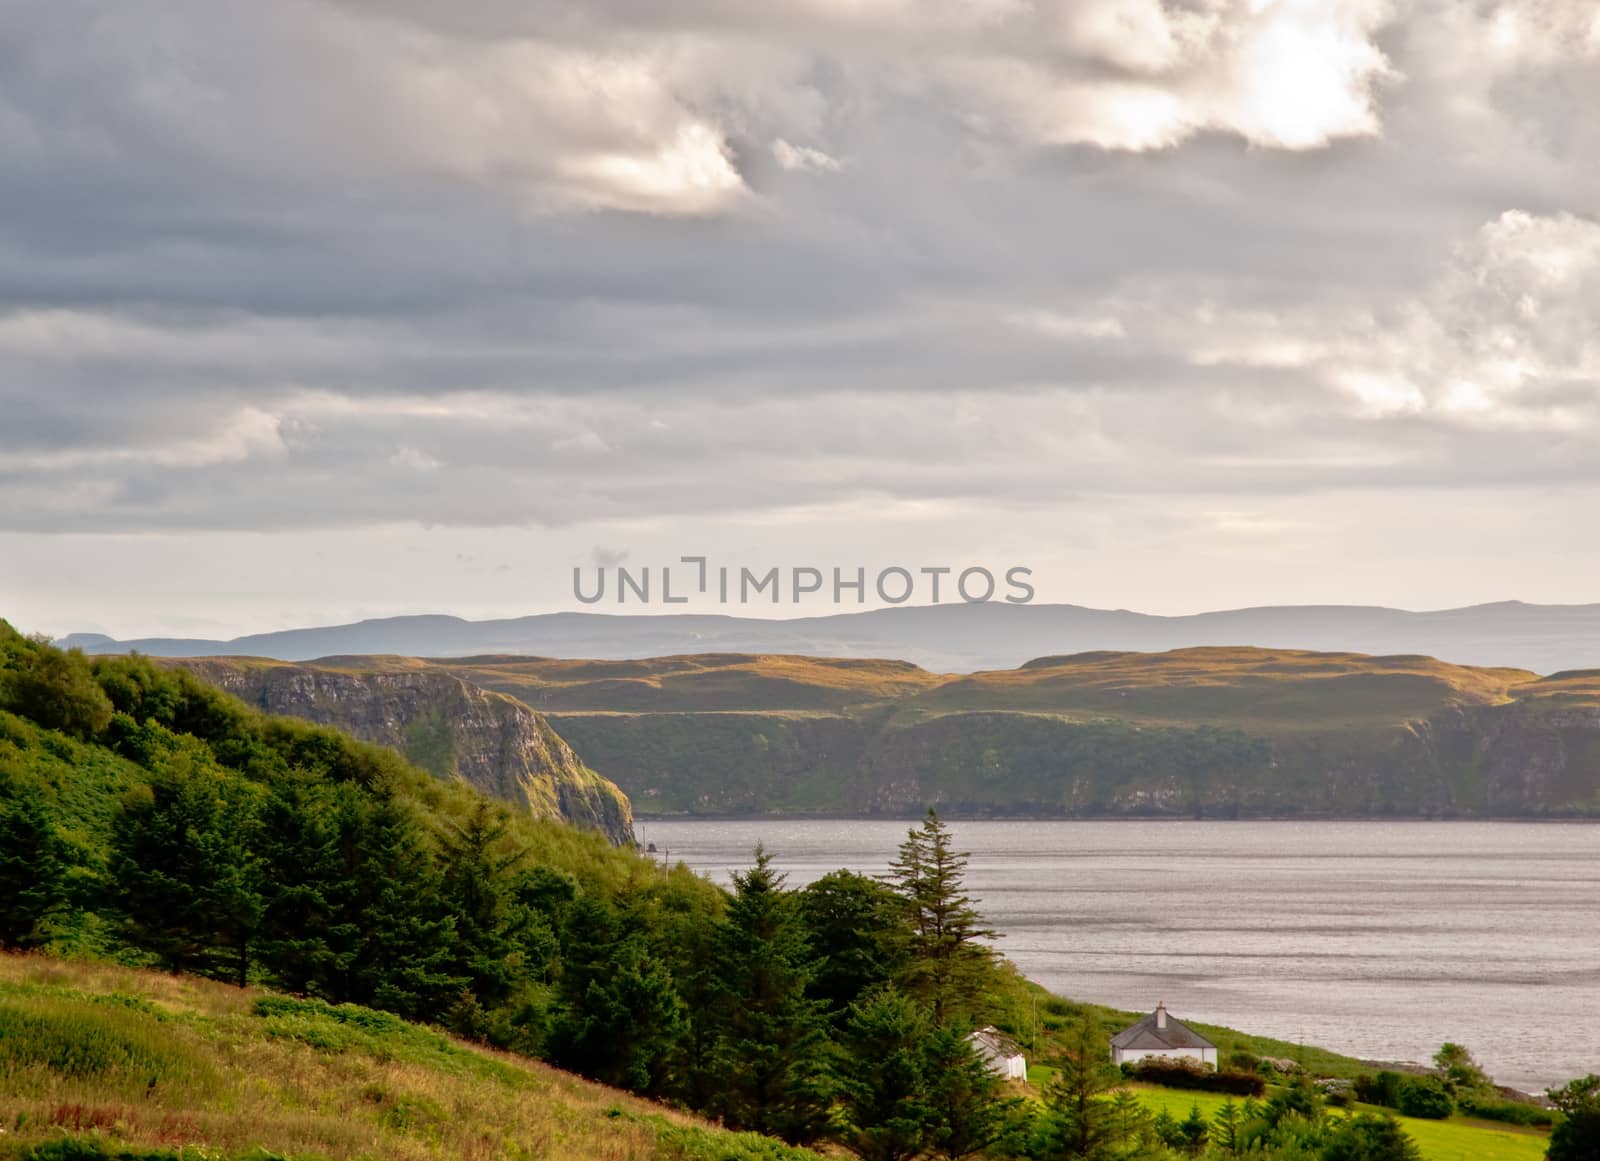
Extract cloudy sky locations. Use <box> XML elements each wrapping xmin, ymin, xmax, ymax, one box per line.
<box><xmin>4</xmin><ymin>0</ymin><xmax>1600</xmax><ymax>639</ymax></box>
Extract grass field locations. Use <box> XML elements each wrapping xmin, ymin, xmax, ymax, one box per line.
<box><xmin>405</xmin><ymin>646</ymin><xmax>1561</xmax><ymax>728</ymax></box>
<box><xmin>1129</xmin><ymin>1084</ymin><xmax>1549</xmax><ymax>1161</ymax></box>
<box><xmin>0</xmin><ymin>953</ymin><xmax>819</xmax><ymax>1161</ymax></box>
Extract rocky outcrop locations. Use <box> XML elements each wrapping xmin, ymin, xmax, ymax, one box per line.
<box><xmin>175</xmin><ymin>660</ymin><xmax>634</xmax><ymax>844</ymax></box>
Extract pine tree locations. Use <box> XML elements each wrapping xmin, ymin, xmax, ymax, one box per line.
<box><xmin>1177</xmin><ymin>1102</ymin><xmax>1209</xmax><ymax>1155</ymax></box>
<box><xmin>836</xmin><ymin>988</ymin><xmax>936</xmax><ymax>1161</ymax></box>
<box><xmin>0</xmin><ymin>778</ymin><xmax>77</xmax><ymax>948</ymax></box>
<box><xmin>1211</xmin><ymin>1098</ymin><xmax>1244</xmax><ymax>1157</ymax></box>
<box><xmin>1321</xmin><ymin>1114</ymin><xmax>1423</xmax><ymax>1161</ymax></box>
<box><xmin>255</xmin><ymin>780</ymin><xmax>359</xmax><ymax>997</ymax></box>
<box><xmin>548</xmin><ymin>895</ymin><xmax>689</xmax><ymax>1096</ymax></box>
<box><xmin>1106</xmin><ymin>1090</ymin><xmax>1152</xmax><ymax>1158</ymax></box>
<box><xmin>109</xmin><ymin>759</ymin><xmax>265</xmax><ymax>984</ymax></box>
<box><xmin>797</xmin><ymin>869</ymin><xmax>912</xmax><ymax>1022</ymax></box>
<box><xmin>1040</xmin><ymin>1016</ymin><xmax>1121</xmax><ymax>1161</ymax></box>
<box><xmin>439</xmin><ymin>800</ymin><xmax>536</xmax><ymax>1010</ymax></box>
<box><xmin>925</xmin><ymin>1023</ymin><xmax>1018</xmax><ymax>1159</ymax></box>
<box><xmin>886</xmin><ymin>810</ymin><xmax>998</xmax><ymax>1026</ymax></box>
<box><xmin>704</xmin><ymin>846</ymin><xmax>834</xmax><ymax>1144</ymax></box>
<box><xmin>333</xmin><ymin>791</ymin><xmax>465</xmax><ymax>1019</ymax></box>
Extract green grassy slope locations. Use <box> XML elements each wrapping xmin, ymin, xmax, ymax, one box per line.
<box><xmin>1129</xmin><ymin>1086</ymin><xmax>1547</xmax><ymax>1161</ymax></box>
<box><xmin>0</xmin><ymin>953</ymin><xmax>819</xmax><ymax>1161</ymax></box>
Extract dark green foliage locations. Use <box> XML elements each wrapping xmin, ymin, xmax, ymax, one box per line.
<box><xmin>796</xmin><ymin>870</ymin><xmax>911</xmax><ymax>1021</ymax></box>
<box><xmin>253</xmin><ymin>779</ymin><xmax>360</xmax><ymax>997</ymax></box>
<box><xmin>1432</xmin><ymin>1041</ymin><xmax>1491</xmax><ymax>1098</ymax></box>
<box><xmin>1263</xmin><ymin>1078</ymin><xmax>1326</xmax><ymax>1129</ymax></box>
<box><xmin>1036</xmin><ymin>1016</ymin><xmax>1122</xmax><ymax>1161</ymax></box>
<box><xmin>886</xmin><ymin>810</ymin><xmax>998</xmax><ymax>1027</ymax></box>
<box><xmin>0</xmin><ymin>640</ymin><xmax>113</xmax><ymax>740</ymax></box>
<box><xmin>923</xmin><ymin>1025</ymin><xmax>1018</xmax><ymax>1159</ymax></box>
<box><xmin>1320</xmin><ymin>1114</ymin><xmax>1423</xmax><ymax>1161</ymax></box>
<box><xmin>1152</xmin><ymin>1101</ymin><xmax>1211</xmax><ymax>1154</ymax></box>
<box><xmin>1548</xmin><ymin>1075</ymin><xmax>1600</xmax><ymax>1161</ymax></box>
<box><xmin>332</xmin><ymin>792</ymin><xmax>465</xmax><ymax>1019</ymax></box>
<box><xmin>702</xmin><ymin>848</ymin><xmax>834</xmax><ymax>1144</ymax></box>
<box><xmin>1353</xmin><ymin>1071</ymin><xmax>1405</xmax><ymax>1109</ymax></box>
<box><xmin>109</xmin><ymin>760</ymin><xmax>266</xmax><ymax>984</ymax></box>
<box><xmin>438</xmin><ymin>800</ymin><xmax>538</xmax><ymax>1009</ymax></box>
<box><xmin>1395</xmin><ymin>1076</ymin><xmax>1452</xmax><ymax>1120</ymax></box>
<box><xmin>0</xmin><ymin>774</ymin><xmax>78</xmax><ymax>948</ymax></box>
<box><xmin>1129</xmin><ymin>1056</ymin><xmax>1265</xmax><ymax>1096</ymax></box>
<box><xmin>549</xmin><ymin>895</ymin><xmax>688</xmax><ymax>1095</ymax></box>
<box><xmin>1455</xmin><ymin>1094</ymin><xmax>1555</xmax><ymax>1126</ymax></box>
<box><xmin>1212</xmin><ymin>1099</ymin><xmax>1245</xmax><ymax>1156</ymax></box>
<box><xmin>834</xmin><ymin>988</ymin><xmax>935</xmax><ymax>1161</ymax></box>
<box><xmin>0</xmin><ymin>619</ymin><xmax>1300</xmax><ymax>1160</ymax></box>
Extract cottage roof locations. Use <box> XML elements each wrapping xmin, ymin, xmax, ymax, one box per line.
<box><xmin>969</xmin><ymin>1025</ymin><xmax>1024</xmax><ymax>1058</ymax></box>
<box><xmin>1109</xmin><ymin>1004</ymin><xmax>1215</xmax><ymax>1052</ymax></box>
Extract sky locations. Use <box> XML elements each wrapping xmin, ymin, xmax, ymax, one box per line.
<box><xmin>3</xmin><ymin>0</ymin><xmax>1600</xmax><ymax>640</ymax></box>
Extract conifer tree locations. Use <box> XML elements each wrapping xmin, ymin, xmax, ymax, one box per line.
<box><xmin>704</xmin><ymin>846</ymin><xmax>834</xmax><ymax>1144</ymax></box>
<box><xmin>255</xmin><ymin>780</ymin><xmax>359</xmax><ymax>996</ymax></box>
<box><xmin>0</xmin><ymin>778</ymin><xmax>77</xmax><ymax>948</ymax></box>
<box><xmin>110</xmin><ymin>758</ymin><xmax>265</xmax><ymax>984</ymax></box>
<box><xmin>333</xmin><ymin>791</ymin><xmax>465</xmax><ymax>1018</ymax></box>
<box><xmin>886</xmin><ymin>810</ymin><xmax>997</xmax><ymax>1025</ymax></box>
<box><xmin>836</xmin><ymin>987</ymin><xmax>935</xmax><ymax>1161</ymax></box>
<box><xmin>925</xmin><ymin>1023</ymin><xmax>1019</xmax><ymax>1159</ymax></box>
<box><xmin>548</xmin><ymin>899</ymin><xmax>689</xmax><ymax>1096</ymax></box>
<box><xmin>798</xmin><ymin>869</ymin><xmax>912</xmax><ymax>1022</ymax></box>
<box><xmin>1039</xmin><ymin>1016</ymin><xmax>1121</xmax><ymax>1161</ymax></box>
<box><xmin>439</xmin><ymin>800</ymin><xmax>537</xmax><ymax>1009</ymax></box>
<box><xmin>1211</xmin><ymin>1098</ymin><xmax>1244</xmax><ymax>1157</ymax></box>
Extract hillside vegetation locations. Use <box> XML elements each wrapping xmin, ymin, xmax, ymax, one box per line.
<box><xmin>300</xmin><ymin>648</ymin><xmax>1600</xmax><ymax>818</ymax></box>
<box><xmin>0</xmin><ymin>954</ymin><xmax>821</xmax><ymax>1161</ymax></box>
<box><xmin>170</xmin><ymin>657</ymin><xmax>634</xmax><ymax>843</ymax></box>
<box><xmin>1</xmin><ymin>623</ymin><xmax>1578</xmax><ymax>1161</ymax></box>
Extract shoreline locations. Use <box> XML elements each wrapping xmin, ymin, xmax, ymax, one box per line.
<box><xmin>634</xmin><ymin>812</ymin><xmax>1600</xmax><ymax>824</ymax></box>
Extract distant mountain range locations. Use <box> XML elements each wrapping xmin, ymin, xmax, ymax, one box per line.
<box><xmin>59</xmin><ymin>599</ymin><xmax>1600</xmax><ymax>675</ymax></box>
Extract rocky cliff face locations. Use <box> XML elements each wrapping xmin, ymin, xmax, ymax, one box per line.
<box><xmin>176</xmin><ymin>661</ymin><xmax>634</xmax><ymax>843</ymax></box>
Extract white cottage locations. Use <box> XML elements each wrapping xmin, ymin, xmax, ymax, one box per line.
<box><xmin>968</xmin><ymin>1025</ymin><xmax>1027</xmax><ymax>1081</ymax></box>
<box><xmin>1109</xmin><ymin>1002</ymin><xmax>1217</xmax><ymax>1069</ymax></box>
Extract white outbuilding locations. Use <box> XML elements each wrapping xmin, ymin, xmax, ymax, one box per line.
<box><xmin>1109</xmin><ymin>1002</ymin><xmax>1218</xmax><ymax>1069</ymax></box>
<box><xmin>968</xmin><ymin>1025</ymin><xmax>1028</xmax><ymax>1081</ymax></box>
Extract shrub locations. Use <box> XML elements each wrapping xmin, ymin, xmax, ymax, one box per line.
<box><xmin>1354</xmin><ymin>1071</ymin><xmax>1405</xmax><ymax>1109</ymax></box>
<box><xmin>1397</xmin><ymin>1077</ymin><xmax>1453</xmax><ymax>1120</ymax></box>
<box><xmin>1226</xmin><ymin>1050</ymin><xmax>1261</xmax><ymax>1073</ymax></box>
<box><xmin>1457</xmin><ymin>1096</ymin><xmax>1556</xmax><ymax>1127</ymax></box>
<box><xmin>0</xmin><ymin>646</ymin><xmax>113</xmax><ymax>740</ymax></box>
<box><xmin>1130</xmin><ymin>1058</ymin><xmax>1265</xmax><ymax>1097</ymax></box>
<box><xmin>1320</xmin><ymin>1114</ymin><xmax>1423</xmax><ymax>1161</ymax></box>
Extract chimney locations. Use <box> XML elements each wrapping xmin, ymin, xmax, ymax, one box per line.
<box><xmin>1156</xmin><ymin>1001</ymin><xmax>1167</xmax><ymax>1030</ymax></box>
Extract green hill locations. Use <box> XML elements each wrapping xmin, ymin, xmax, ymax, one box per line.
<box><xmin>0</xmin><ymin>953</ymin><xmax>819</xmax><ymax>1161</ymax></box>
<box><xmin>169</xmin><ymin>656</ymin><xmax>634</xmax><ymax>844</ymax></box>
<box><xmin>323</xmin><ymin>647</ymin><xmax>1600</xmax><ymax>818</ymax></box>
<box><xmin>0</xmin><ymin>623</ymin><xmax>1570</xmax><ymax>1161</ymax></box>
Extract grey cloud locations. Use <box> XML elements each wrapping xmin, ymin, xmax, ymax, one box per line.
<box><xmin>0</xmin><ymin>0</ymin><xmax>1598</xmax><ymax>544</ymax></box>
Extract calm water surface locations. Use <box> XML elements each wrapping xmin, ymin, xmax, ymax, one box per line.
<box><xmin>639</xmin><ymin>819</ymin><xmax>1600</xmax><ymax>1094</ymax></box>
